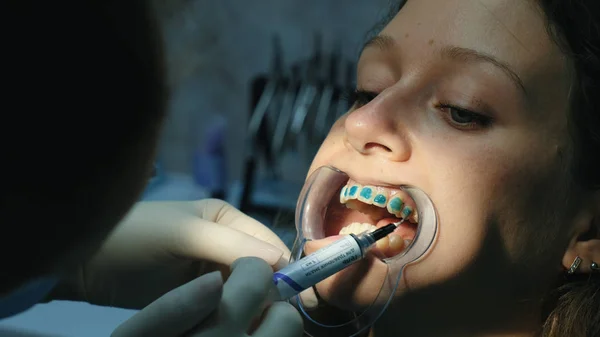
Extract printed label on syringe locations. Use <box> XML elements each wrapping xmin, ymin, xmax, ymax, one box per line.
<box><xmin>300</xmin><ymin>238</ymin><xmax>352</xmax><ymax>270</ymax></box>
<box><xmin>274</xmin><ymin>235</ymin><xmax>363</xmax><ymax>300</ymax></box>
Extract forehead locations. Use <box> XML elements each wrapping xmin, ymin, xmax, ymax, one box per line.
<box><xmin>383</xmin><ymin>0</ymin><xmax>548</xmax><ymax>59</ymax></box>
<box><xmin>376</xmin><ymin>0</ymin><xmax>571</xmax><ymax>115</ymax></box>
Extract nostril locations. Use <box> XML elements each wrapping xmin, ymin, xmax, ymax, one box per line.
<box><xmin>365</xmin><ymin>142</ymin><xmax>392</xmax><ymax>152</ymax></box>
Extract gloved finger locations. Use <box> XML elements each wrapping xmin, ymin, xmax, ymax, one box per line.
<box><xmin>197</xmin><ymin>200</ymin><xmax>318</xmax><ymax>308</ymax></box>
<box><xmin>175</xmin><ymin>218</ymin><xmax>287</xmax><ymax>269</ymax></box>
<box><xmin>253</xmin><ymin>302</ymin><xmax>304</xmax><ymax>337</ymax></box>
<box><xmin>193</xmin><ymin>199</ymin><xmax>291</xmax><ymax>266</ymax></box>
<box><xmin>118</xmin><ymin>201</ymin><xmax>288</xmax><ymax>269</ymax></box>
<box><xmin>219</xmin><ymin>257</ymin><xmax>274</xmax><ymax>330</ymax></box>
<box><xmin>111</xmin><ymin>272</ymin><xmax>223</xmax><ymax>337</ymax></box>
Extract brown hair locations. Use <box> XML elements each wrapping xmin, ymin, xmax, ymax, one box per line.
<box><xmin>0</xmin><ymin>1</ymin><xmax>167</xmax><ymax>293</ymax></box>
<box><xmin>537</xmin><ymin>1</ymin><xmax>600</xmax><ymax>335</ymax></box>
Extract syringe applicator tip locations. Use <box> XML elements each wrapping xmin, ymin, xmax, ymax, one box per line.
<box><xmin>371</xmin><ymin>222</ymin><xmax>398</xmax><ymax>241</ymax></box>
<box><xmin>370</xmin><ymin>219</ymin><xmax>406</xmax><ymax>241</ymax></box>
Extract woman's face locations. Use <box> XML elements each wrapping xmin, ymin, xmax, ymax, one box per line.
<box><xmin>305</xmin><ymin>0</ymin><xmax>582</xmax><ymax>334</ymax></box>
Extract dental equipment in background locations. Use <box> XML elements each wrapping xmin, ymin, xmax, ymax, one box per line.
<box><xmin>246</xmin><ymin>35</ymin><xmax>283</xmax><ymax>178</ymax></box>
<box><xmin>240</xmin><ymin>35</ymin><xmax>284</xmax><ymax>212</ymax></box>
<box><xmin>273</xmin><ymin>221</ymin><xmax>402</xmax><ymax>300</ymax></box>
<box><xmin>289</xmin><ymin>33</ymin><xmax>322</xmax><ymax>138</ymax></box>
<box><xmin>314</xmin><ymin>40</ymin><xmax>341</xmax><ymax>142</ymax></box>
<box><xmin>271</xmin><ymin>64</ymin><xmax>301</xmax><ymax>158</ymax></box>
<box><xmin>239</xmin><ymin>35</ymin><xmax>356</xmax><ymax>215</ymax></box>
<box><xmin>290</xmin><ymin>33</ymin><xmax>322</xmax><ymax>164</ymax></box>
<box><xmin>271</xmin><ymin>32</ymin><xmax>321</xmax><ymax>164</ymax></box>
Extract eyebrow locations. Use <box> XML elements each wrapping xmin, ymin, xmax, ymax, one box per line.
<box><xmin>362</xmin><ymin>35</ymin><xmax>527</xmax><ymax>96</ymax></box>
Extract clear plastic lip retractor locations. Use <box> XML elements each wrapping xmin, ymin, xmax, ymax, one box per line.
<box><xmin>287</xmin><ymin>166</ymin><xmax>438</xmax><ymax>337</ymax></box>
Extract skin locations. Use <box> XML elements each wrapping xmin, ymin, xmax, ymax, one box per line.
<box><xmin>304</xmin><ymin>0</ymin><xmax>600</xmax><ymax>336</ymax></box>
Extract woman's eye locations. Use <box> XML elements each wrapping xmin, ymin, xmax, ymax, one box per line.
<box><xmin>347</xmin><ymin>89</ymin><xmax>378</xmax><ymax>108</ymax></box>
<box><xmin>438</xmin><ymin>104</ymin><xmax>493</xmax><ymax>131</ymax></box>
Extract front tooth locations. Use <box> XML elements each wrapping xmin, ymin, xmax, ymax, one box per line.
<box><xmin>361</xmin><ymin>223</ymin><xmax>378</xmax><ymax>233</ymax></box>
<box><xmin>376</xmin><ymin>235</ymin><xmax>390</xmax><ymax>251</ymax></box>
<box><xmin>409</xmin><ymin>210</ymin><xmax>419</xmax><ymax>223</ymax></box>
<box><xmin>357</xmin><ymin>185</ymin><xmax>376</xmax><ymax>204</ymax></box>
<box><xmin>386</xmin><ymin>197</ymin><xmax>404</xmax><ymax>218</ymax></box>
<box><xmin>346</xmin><ymin>184</ymin><xmax>361</xmax><ymax>200</ymax></box>
<box><xmin>339</xmin><ymin>186</ymin><xmax>348</xmax><ymax>203</ymax></box>
<box><xmin>388</xmin><ymin>234</ymin><xmax>405</xmax><ymax>252</ymax></box>
<box><xmin>339</xmin><ymin>222</ymin><xmax>376</xmax><ymax>235</ymax></box>
<box><xmin>401</xmin><ymin>206</ymin><xmax>413</xmax><ymax>220</ymax></box>
<box><xmin>372</xmin><ymin>191</ymin><xmax>388</xmax><ymax>208</ymax></box>
<box><xmin>339</xmin><ymin>222</ymin><xmax>359</xmax><ymax>235</ymax></box>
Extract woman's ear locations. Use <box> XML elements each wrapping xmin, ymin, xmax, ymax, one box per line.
<box><xmin>562</xmin><ymin>195</ymin><xmax>600</xmax><ymax>274</ymax></box>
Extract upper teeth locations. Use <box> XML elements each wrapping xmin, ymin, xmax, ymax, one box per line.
<box><xmin>339</xmin><ymin>222</ymin><xmax>377</xmax><ymax>236</ymax></box>
<box><xmin>340</xmin><ymin>183</ymin><xmax>414</xmax><ymax>220</ymax></box>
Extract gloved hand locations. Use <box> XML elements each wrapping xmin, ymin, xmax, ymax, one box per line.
<box><xmin>111</xmin><ymin>257</ymin><xmax>304</xmax><ymax>337</ymax></box>
<box><xmin>49</xmin><ymin>199</ymin><xmax>297</xmax><ymax>309</ymax></box>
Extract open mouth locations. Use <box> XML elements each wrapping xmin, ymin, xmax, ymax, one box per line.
<box><xmin>324</xmin><ymin>179</ymin><xmax>419</xmax><ymax>258</ymax></box>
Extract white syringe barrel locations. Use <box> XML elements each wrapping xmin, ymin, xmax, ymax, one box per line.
<box><xmin>273</xmin><ymin>234</ymin><xmax>369</xmax><ymax>300</ymax></box>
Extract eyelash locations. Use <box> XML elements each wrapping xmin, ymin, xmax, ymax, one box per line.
<box><xmin>344</xmin><ymin>89</ymin><xmax>494</xmax><ymax>131</ymax></box>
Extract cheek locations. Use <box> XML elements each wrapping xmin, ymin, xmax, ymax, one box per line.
<box><xmin>406</xmin><ymin>136</ymin><xmax>567</xmax><ymax>292</ymax></box>
<box><xmin>403</xmin><ymin>140</ymin><xmax>523</xmax><ymax>287</ymax></box>
<box><xmin>403</xmin><ymin>188</ymin><xmax>490</xmax><ymax>289</ymax></box>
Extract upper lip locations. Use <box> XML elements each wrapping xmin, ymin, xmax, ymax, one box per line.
<box><xmin>343</xmin><ymin>171</ymin><xmax>408</xmax><ymax>189</ymax></box>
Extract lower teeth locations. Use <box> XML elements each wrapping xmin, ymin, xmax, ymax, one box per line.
<box><xmin>338</xmin><ymin>222</ymin><xmax>377</xmax><ymax>235</ymax></box>
<box><xmin>339</xmin><ymin>222</ymin><xmax>414</xmax><ymax>254</ymax></box>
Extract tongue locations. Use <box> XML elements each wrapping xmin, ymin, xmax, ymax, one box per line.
<box><xmin>376</xmin><ymin>217</ymin><xmax>417</xmax><ymax>241</ymax></box>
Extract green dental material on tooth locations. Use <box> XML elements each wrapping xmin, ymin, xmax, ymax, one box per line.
<box><xmin>360</xmin><ymin>187</ymin><xmax>373</xmax><ymax>199</ymax></box>
<box><xmin>373</xmin><ymin>194</ymin><xmax>387</xmax><ymax>205</ymax></box>
<box><xmin>388</xmin><ymin>197</ymin><xmax>403</xmax><ymax>212</ymax></box>
<box><xmin>349</xmin><ymin>185</ymin><xmax>358</xmax><ymax>197</ymax></box>
<box><xmin>402</xmin><ymin>206</ymin><xmax>413</xmax><ymax>218</ymax></box>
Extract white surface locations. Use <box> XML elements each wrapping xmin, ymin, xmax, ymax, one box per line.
<box><xmin>0</xmin><ymin>301</ymin><xmax>137</xmax><ymax>337</ymax></box>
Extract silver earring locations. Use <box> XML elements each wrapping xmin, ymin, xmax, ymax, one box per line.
<box><xmin>591</xmin><ymin>261</ymin><xmax>599</xmax><ymax>272</ymax></box>
<box><xmin>568</xmin><ymin>256</ymin><xmax>582</xmax><ymax>275</ymax></box>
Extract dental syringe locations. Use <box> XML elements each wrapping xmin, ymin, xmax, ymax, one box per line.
<box><xmin>273</xmin><ymin>222</ymin><xmax>401</xmax><ymax>300</ymax></box>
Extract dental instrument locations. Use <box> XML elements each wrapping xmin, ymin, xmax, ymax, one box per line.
<box><xmin>289</xmin><ymin>32</ymin><xmax>321</xmax><ymax>139</ymax></box>
<box><xmin>271</xmin><ymin>64</ymin><xmax>300</xmax><ymax>157</ymax></box>
<box><xmin>273</xmin><ymin>221</ymin><xmax>402</xmax><ymax>300</ymax></box>
<box><xmin>314</xmin><ymin>40</ymin><xmax>340</xmax><ymax>142</ymax></box>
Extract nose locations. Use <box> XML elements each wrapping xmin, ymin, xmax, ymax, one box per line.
<box><xmin>344</xmin><ymin>99</ymin><xmax>411</xmax><ymax>162</ymax></box>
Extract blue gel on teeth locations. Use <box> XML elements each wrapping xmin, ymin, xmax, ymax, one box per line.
<box><xmin>389</xmin><ymin>197</ymin><xmax>403</xmax><ymax>212</ymax></box>
<box><xmin>402</xmin><ymin>207</ymin><xmax>413</xmax><ymax>218</ymax></box>
<box><xmin>359</xmin><ymin>187</ymin><xmax>373</xmax><ymax>199</ymax></box>
<box><xmin>373</xmin><ymin>194</ymin><xmax>386</xmax><ymax>204</ymax></box>
<box><xmin>349</xmin><ymin>185</ymin><xmax>358</xmax><ymax>196</ymax></box>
